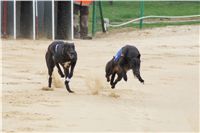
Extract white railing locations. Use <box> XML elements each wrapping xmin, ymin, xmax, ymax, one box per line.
<box><xmin>107</xmin><ymin>15</ymin><xmax>200</xmax><ymax>28</ymax></box>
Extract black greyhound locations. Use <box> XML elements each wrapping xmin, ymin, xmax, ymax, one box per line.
<box><xmin>45</xmin><ymin>41</ymin><xmax>77</xmax><ymax>93</ymax></box>
<box><xmin>105</xmin><ymin>45</ymin><xmax>144</xmax><ymax>88</ymax></box>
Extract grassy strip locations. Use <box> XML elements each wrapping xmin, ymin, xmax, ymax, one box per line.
<box><xmin>89</xmin><ymin>1</ymin><xmax>200</xmax><ymax>34</ymax></box>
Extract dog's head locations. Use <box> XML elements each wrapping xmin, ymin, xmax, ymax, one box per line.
<box><xmin>105</xmin><ymin>58</ymin><xmax>114</xmax><ymax>76</ymax></box>
<box><xmin>63</xmin><ymin>43</ymin><xmax>76</xmax><ymax>60</ymax></box>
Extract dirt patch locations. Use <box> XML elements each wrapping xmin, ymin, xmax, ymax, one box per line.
<box><xmin>2</xmin><ymin>25</ymin><xmax>199</xmax><ymax>132</ymax></box>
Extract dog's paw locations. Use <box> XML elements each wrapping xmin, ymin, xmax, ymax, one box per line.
<box><xmin>111</xmin><ymin>85</ymin><xmax>115</xmax><ymax>89</ymax></box>
<box><xmin>123</xmin><ymin>77</ymin><xmax>127</xmax><ymax>82</ymax></box>
<box><xmin>123</xmin><ymin>74</ymin><xmax>128</xmax><ymax>81</ymax></box>
<box><xmin>68</xmin><ymin>90</ymin><xmax>74</xmax><ymax>93</ymax></box>
<box><xmin>110</xmin><ymin>82</ymin><xmax>113</xmax><ymax>86</ymax></box>
<box><xmin>58</xmin><ymin>71</ymin><xmax>65</xmax><ymax>78</ymax></box>
<box><xmin>140</xmin><ymin>80</ymin><xmax>144</xmax><ymax>84</ymax></box>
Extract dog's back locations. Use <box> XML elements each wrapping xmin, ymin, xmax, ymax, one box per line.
<box><xmin>122</xmin><ymin>45</ymin><xmax>141</xmax><ymax>59</ymax></box>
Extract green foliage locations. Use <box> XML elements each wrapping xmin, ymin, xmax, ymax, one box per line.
<box><xmin>89</xmin><ymin>1</ymin><xmax>200</xmax><ymax>33</ymax></box>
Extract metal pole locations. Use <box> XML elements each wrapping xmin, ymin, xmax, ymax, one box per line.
<box><xmin>0</xmin><ymin>1</ymin><xmax>2</xmax><ymax>111</ymax></box>
<box><xmin>0</xmin><ymin>1</ymin><xmax>1</xmax><ymax>38</ymax></box>
<box><xmin>92</xmin><ymin>1</ymin><xmax>96</xmax><ymax>37</ymax></box>
<box><xmin>3</xmin><ymin>1</ymin><xmax>7</xmax><ymax>37</ymax></box>
<box><xmin>99</xmin><ymin>1</ymin><xmax>106</xmax><ymax>33</ymax></box>
<box><xmin>52</xmin><ymin>0</ymin><xmax>55</xmax><ymax>40</ymax></box>
<box><xmin>36</xmin><ymin>0</ymin><xmax>38</xmax><ymax>39</ymax></box>
<box><xmin>33</xmin><ymin>0</ymin><xmax>35</xmax><ymax>40</ymax></box>
<box><xmin>139</xmin><ymin>0</ymin><xmax>144</xmax><ymax>29</ymax></box>
<box><xmin>71</xmin><ymin>0</ymin><xmax>74</xmax><ymax>40</ymax></box>
<box><xmin>14</xmin><ymin>0</ymin><xmax>16</xmax><ymax>39</ymax></box>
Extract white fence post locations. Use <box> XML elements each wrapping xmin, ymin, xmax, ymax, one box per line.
<box><xmin>14</xmin><ymin>0</ymin><xmax>16</xmax><ymax>39</ymax></box>
<box><xmin>52</xmin><ymin>0</ymin><xmax>55</xmax><ymax>40</ymax></box>
<box><xmin>71</xmin><ymin>0</ymin><xmax>74</xmax><ymax>40</ymax></box>
<box><xmin>33</xmin><ymin>0</ymin><xmax>35</xmax><ymax>40</ymax></box>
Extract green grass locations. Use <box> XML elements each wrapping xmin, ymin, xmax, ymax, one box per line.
<box><xmin>89</xmin><ymin>1</ymin><xmax>200</xmax><ymax>34</ymax></box>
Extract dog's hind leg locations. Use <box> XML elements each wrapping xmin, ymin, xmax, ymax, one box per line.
<box><xmin>46</xmin><ymin>52</ymin><xmax>55</xmax><ymax>88</ymax></box>
<box><xmin>130</xmin><ymin>58</ymin><xmax>144</xmax><ymax>84</ymax></box>
<box><xmin>64</xmin><ymin>68</ymin><xmax>74</xmax><ymax>93</ymax></box>
<box><xmin>132</xmin><ymin>69</ymin><xmax>144</xmax><ymax>84</ymax></box>
<box><xmin>48</xmin><ymin>67</ymin><xmax>54</xmax><ymax>88</ymax></box>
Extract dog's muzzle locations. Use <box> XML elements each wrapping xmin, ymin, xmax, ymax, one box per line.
<box><xmin>68</xmin><ymin>53</ymin><xmax>76</xmax><ymax>60</ymax></box>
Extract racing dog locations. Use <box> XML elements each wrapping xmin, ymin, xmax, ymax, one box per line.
<box><xmin>45</xmin><ymin>41</ymin><xmax>77</xmax><ymax>93</ymax></box>
<box><xmin>105</xmin><ymin>45</ymin><xmax>144</xmax><ymax>89</ymax></box>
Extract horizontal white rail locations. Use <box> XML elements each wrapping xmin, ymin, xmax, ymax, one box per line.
<box><xmin>108</xmin><ymin>15</ymin><xmax>200</xmax><ymax>27</ymax></box>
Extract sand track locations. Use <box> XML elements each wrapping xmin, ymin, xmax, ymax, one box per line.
<box><xmin>1</xmin><ymin>25</ymin><xmax>199</xmax><ymax>132</ymax></box>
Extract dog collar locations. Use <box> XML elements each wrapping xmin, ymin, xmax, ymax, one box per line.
<box><xmin>55</xmin><ymin>44</ymin><xmax>59</xmax><ymax>53</ymax></box>
<box><xmin>114</xmin><ymin>48</ymin><xmax>122</xmax><ymax>62</ymax></box>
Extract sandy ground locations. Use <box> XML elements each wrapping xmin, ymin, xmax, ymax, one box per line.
<box><xmin>1</xmin><ymin>25</ymin><xmax>199</xmax><ymax>132</ymax></box>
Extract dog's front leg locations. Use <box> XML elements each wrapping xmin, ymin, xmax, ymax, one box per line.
<box><xmin>106</xmin><ymin>74</ymin><xmax>110</xmax><ymax>82</ymax></box>
<box><xmin>68</xmin><ymin>61</ymin><xmax>76</xmax><ymax>79</ymax></box>
<box><xmin>64</xmin><ymin>68</ymin><xmax>74</xmax><ymax>93</ymax></box>
<box><xmin>111</xmin><ymin>73</ymin><xmax>123</xmax><ymax>89</ymax></box>
<box><xmin>110</xmin><ymin>73</ymin><xmax>116</xmax><ymax>87</ymax></box>
<box><xmin>55</xmin><ymin>63</ymin><xmax>64</xmax><ymax>78</ymax></box>
<box><xmin>122</xmin><ymin>70</ymin><xmax>127</xmax><ymax>81</ymax></box>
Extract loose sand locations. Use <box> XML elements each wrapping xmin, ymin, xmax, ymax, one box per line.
<box><xmin>1</xmin><ymin>25</ymin><xmax>199</xmax><ymax>132</ymax></box>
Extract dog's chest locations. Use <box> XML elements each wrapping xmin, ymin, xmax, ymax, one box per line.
<box><xmin>63</xmin><ymin>61</ymin><xmax>71</xmax><ymax>68</ymax></box>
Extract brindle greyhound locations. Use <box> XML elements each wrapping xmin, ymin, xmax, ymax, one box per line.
<box><xmin>105</xmin><ymin>45</ymin><xmax>144</xmax><ymax>88</ymax></box>
<box><xmin>45</xmin><ymin>41</ymin><xmax>77</xmax><ymax>93</ymax></box>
